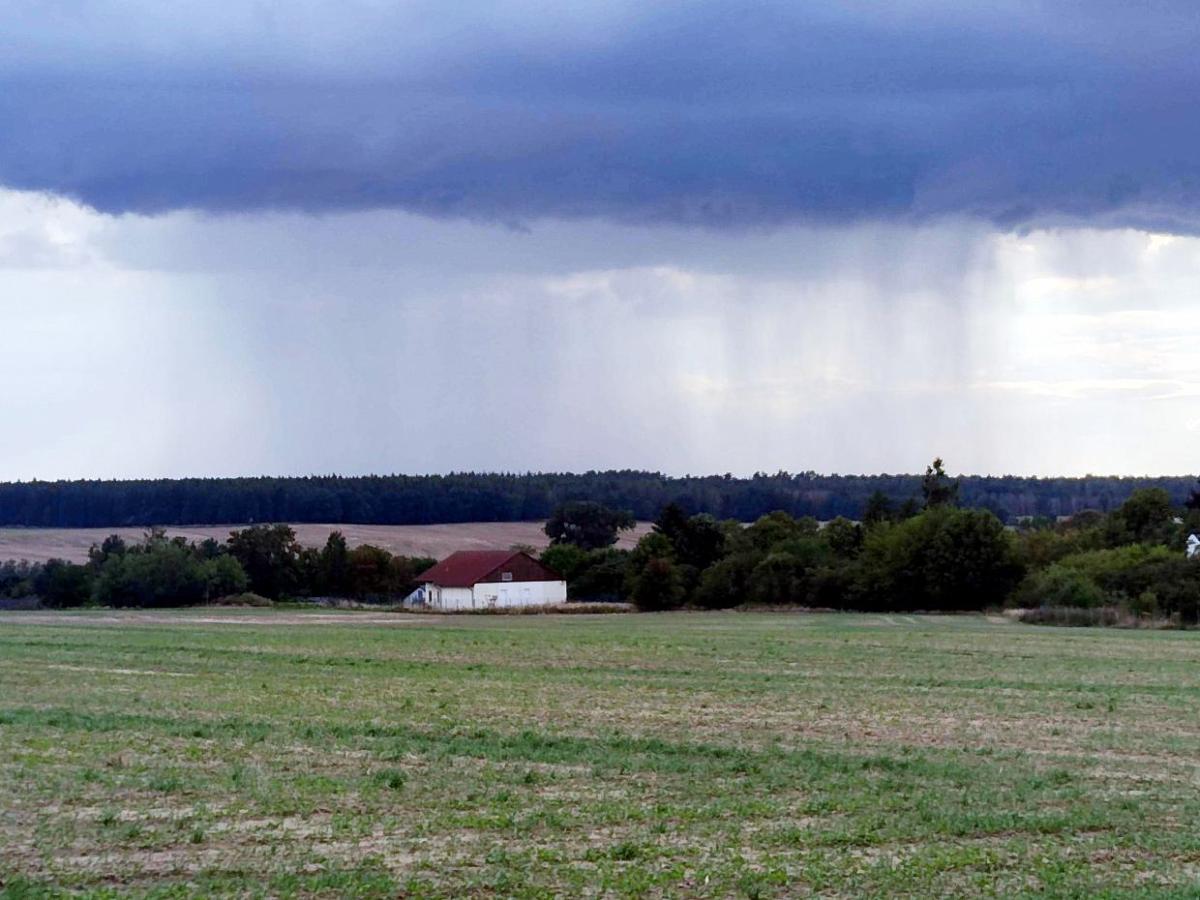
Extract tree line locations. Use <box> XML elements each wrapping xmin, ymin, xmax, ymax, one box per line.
<box><xmin>5</xmin><ymin>460</ymin><xmax>1200</xmax><ymax>623</ymax></box>
<box><xmin>0</xmin><ymin>526</ymin><xmax>435</xmax><ymax>609</ymax></box>
<box><xmin>1</xmin><ymin>470</ymin><xmax>1197</xmax><ymax>528</ymax></box>
<box><xmin>543</xmin><ymin>461</ymin><xmax>1200</xmax><ymax>625</ymax></box>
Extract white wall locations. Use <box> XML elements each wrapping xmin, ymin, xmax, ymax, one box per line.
<box><xmin>424</xmin><ymin>580</ymin><xmax>567</xmax><ymax>610</ymax></box>
<box><xmin>472</xmin><ymin>580</ymin><xmax>567</xmax><ymax>609</ymax></box>
<box><xmin>429</xmin><ymin>585</ymin><xmax>474</xmax><ymax>610</ymax></box>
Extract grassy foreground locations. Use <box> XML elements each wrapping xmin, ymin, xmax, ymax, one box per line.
<box><xmin>1</xmin><ymin>610</ymin><xmax>1199</xmax><ymax>898</ymax></box>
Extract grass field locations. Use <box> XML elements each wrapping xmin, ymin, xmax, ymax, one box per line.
<box><xmin>0</xmin><ymin>522</ymin><xmax>654</xmax><ymax>565</ymax></box>
<box><xmin>2</xmin><ymin>611</ymin><xmax>1199</xmax><ymax>897</ymax></box>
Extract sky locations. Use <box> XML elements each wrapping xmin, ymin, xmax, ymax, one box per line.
<box><xmin>3</xmin><ymin>1</ymin><xmax>1199</xmax><ymax>480</ymax></box>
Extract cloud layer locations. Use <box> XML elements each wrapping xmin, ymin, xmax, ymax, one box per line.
<box><xmin>4</xmin><ymin>188</ymin><xmax>1200</xmax><ymax>479</ymax></box>
<box><xmin>3</xmin><ymin>1</ymin><xmax>1199</xmax><ymax>229</ymax></box>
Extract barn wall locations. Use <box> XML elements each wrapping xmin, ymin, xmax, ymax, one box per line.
<box><xmin>432</xmin><ymin>586</ymin><xmax>475</xmax><ymax>610</ymax></box>
<box><xmin>472</xmin><ymin>580</ymin><xmax>567</xmax><ymax>609</ymax></box>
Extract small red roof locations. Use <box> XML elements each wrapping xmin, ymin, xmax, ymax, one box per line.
<box><xmin>416</xmin><ymin>550</ymin><xmax>549</xmax><ymax>588</ymax></box>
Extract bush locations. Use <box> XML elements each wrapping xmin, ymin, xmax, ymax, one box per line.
<box><xmin>858</xmin><ymin>508</ymin><xmax>1023</xmax><ymax>611</ymax></box>
<box><xmin>1103</xmin><ymin>488</ymin><xmax>1179</xmax><ymax>547</ymax></box>
<box><xmin>1011</xmin><ymin>564</ymin><xmax>1107</xmax><ymax>609</ymax></box>
<box><xmin>87</xmin><ymin>534</ymin><xmax>249</xmax><ymax>608</ymax></box>
<box><xmin>539</xmin><ymin>543</ymin><xmax>590</xmax><ymax>582</ymax></box>
<box><xmin>808</xmin><ymin>563</ymin><xmax>860</xmax><ymax>608</ymax></box>
<box><xmin>567</xmin><ymin>549</ymin><xmax>630</xmax><ymax>602</ymax></box>
<box><xmin>1015</xmin><ymin>525</ymin><xmax>1101</xmax><ymax>569</ymax></box>
<box><xmin>742</xmin><ymin>511</ymin><xmax>819</xmax><ymax>553</ymax></box>
<box><xmin>749</xmin><ymin>552</ymin><xmax>807</xmax><ymax>605</ymax></box>
<box><xmin>34</xmin><ymin>559</ymin><xmax>93</xmax><ymax>608</ymax></box>
<box><xmin>0</xmin><ymin>560</ymin><xmax>38</xmax><ymax>599</ymax></box>
<box><xmin>630</xmin><ymin>558</ymin><xmax>685</xmax><ymax>611</ymax></box>
<box><xmin>92</xmin><ymin>542</ymin><xmax>209</xmax><ymax>608</ymax></box>
<box><xmin>200</xmin><ymin>554</ymin><xmax>250</xmax><ymax>599</ymax></box>
<box><xmin>1014</xmin><ymin>546</ymin><xmax>1200</xmax><ymax>624</ymax></box>
<box><xmin>653</xmin><ymin>505</ymin><xmax>728</xmax><ymax>570</ymax></box>
<box><xmin>693</xmin><ymin>553</ymin><xmax>757</xmax><ymax>609</ymax></box>
<box><xmin>822</xmin><ymin>517</ymin><xmax>864</xmax><ymax>559</ymax></box>
<box><xmin>1055</xmin><ymin>545</ymin><xmax>1175</xmax><ymax>599</ymax></box>
<box><xmin>1137</xmin><ymin>558</ymin><xmax>1200</xmax><ymax>624</ymax></box>
<box><xmin>226</xmin><ymin>525</ymin><xmax>304</xmax><ymax>599</ymax></box>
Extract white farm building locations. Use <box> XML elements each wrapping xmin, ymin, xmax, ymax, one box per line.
<box><xmin>409</xmin><ymin>550</ymin><xmax>567</xmax><ymax>611</ymax></box>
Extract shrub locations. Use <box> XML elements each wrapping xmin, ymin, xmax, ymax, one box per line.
<box><xmin>743</xmin><ymin>511</ymin><xmax>819</xmax><ymax>553</ymax></box>
<box><xmin>539</xmin><ymin>543</ymin><xmax>590</xmax><ymax>582</ymax></box>
<box><xmin>693</xmin><ymin>553</ymin><xmax>757</xmax><ymax>609</ymax></box>
<box><xmin>92</xmin><ymin>542</ymin><xmax>209</xmax><ymax>608</ymax></box>
<box><xmin>1016</xmin><ymin>546</ymin><xmax>1200</xmax><ymax>624</ymax></box>
<box><xmin>808</xmin><ymin>563</ymin><xmax>860</xmax><ymax>608</ymax></box>
<box><xmin>1015</xmin><ymin>526</ymin><xmax>1099</xmax><ymax>569</ymax></box>
<box><xmin>749</xmin><ymin>552</ymin><xmax>806</xmax><ymax>605</ymax></box>
<box><xmin>1011</xmin><ymin>564</ymin><xmax>1107</xmax><ymax>609</ymax></box>
<box><xmin>567</xmin><ymin>549</ymin><xmax>630</xmax><ymax>602</ymax></box>
<box><xmin>0</xmin><ymin>559</ymin><xmax>38</xmax><ymax>599</ymax></box>
<box><xmin>88</xmin><ymin>534</ymin><xmax>254</xmax><ymax>608</ymax></box>
<box><xmin>200</xmin><ymin>554</ymin><xmax>250</xmax><ymax>600</ymax></box>
<box><xmin>822</xmin><ymin>517</ymin><xmax>864</xmax><ymax>559</ymax></box>
<box><xmin>226</xmin><ymin>524</ymin><xmax>304</xmax><ymax>599</ymax></box>
<box><xmin>653</xmin><ymin>505</ymin><xmax>728</xmax><ymax>570</ymax></box>
<box><xmin>1055</xmin><ymin>545</ymin><xmax>1175</xmax><ymax>599</ymax></box>
<box><xmin>630</xmin><ymin>558</ymin><xmax>685</xmax><ymax>611</ymax></box>
<box><xmin>1139</xmin><ymin>559</ymin><xmax>1200</xmax><ymax>624</ymax></box>
<box><xmin>34</xmin><ymin>559</ymin><xmax>93</xmax><ymax>608</ymax></box>
<box><xmin>347</xmin><ymin>544</ymin><xmax>414</xmax><ymax>599</ymax></box>
<box><xmin>858</xmin><ymin>507</ymin><xmax>1023</xmax><ymax>611</ymax></box>
<box><xmin>1103</xmin><ymin>488</ymin><xmax>1179</xmax><ymax>547</ymax></box>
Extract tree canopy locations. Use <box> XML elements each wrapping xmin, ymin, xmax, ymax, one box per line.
<box><xmin>0</xmin><ymin>470</ymin><xmax>1196</xmax><ymax>528</ymax></box>
<box><xmin>544</xmin><ymin>502</ymin><xmax>635</xmax><ymax>551</ymax></box>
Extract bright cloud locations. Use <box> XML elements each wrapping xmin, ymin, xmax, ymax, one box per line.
<box><xmin>2</xmin><ymin>189</ymin><xmax>1199</xmax><ymax>478</ymax></box>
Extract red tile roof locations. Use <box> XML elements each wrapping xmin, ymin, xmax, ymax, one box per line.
<box><xmin>414</xmin><ymin>550</ymin><xmax>538</xmax><ymax>588</ymax></box>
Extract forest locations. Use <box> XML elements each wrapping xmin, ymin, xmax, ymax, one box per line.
<box><xmin>5</xmin><ymin>462</ymin><xmax>1200</xmax><ymax>626</ymax></box>
<box><xmin>0</xmin><ymin>470</ymin><xmax>1196</xmax><ymax>528</ymax></box>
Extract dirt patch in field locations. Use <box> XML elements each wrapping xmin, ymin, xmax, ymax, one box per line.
<box><xmin>0</xmin><ymin>521</ymin><xmax>653</xmax><ymax>564</ymax></box>
<box><xmin>44</xmin><ymin>664</ymin><xmax>196</xmax><ymax>677</ymax></box>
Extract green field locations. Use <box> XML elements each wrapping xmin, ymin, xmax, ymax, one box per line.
<box><xmin>2</xmin><ymin>610</ymin><xmax>1199</xmax><ymax>898</ymax></box>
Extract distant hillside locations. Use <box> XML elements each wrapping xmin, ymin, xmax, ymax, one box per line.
<box><xmin>0</xmin><ymin>471</ymin><xmax>1196</xmax><ymax>528</ymax></box>
<box><xmin>0</xmin><ymin>521</ymin><xmax>655</xmax><ymax>565</ymax></box>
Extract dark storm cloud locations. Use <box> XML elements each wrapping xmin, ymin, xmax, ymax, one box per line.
<box><xmin>3</xmin><ymin>1</ymin><xmax>1199</xmax><ymax>229</ymax></box>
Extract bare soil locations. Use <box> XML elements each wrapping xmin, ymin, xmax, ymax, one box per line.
<box><xmin>0</xmin><ymin>521</ymin><xmax>653</xmax><ymax>563</ymax></box>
